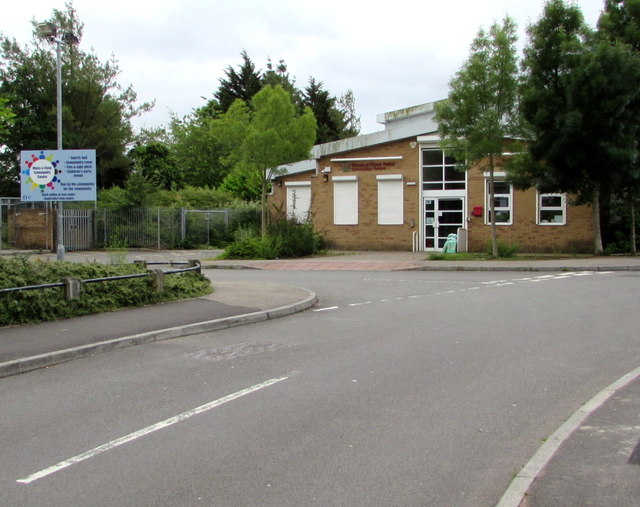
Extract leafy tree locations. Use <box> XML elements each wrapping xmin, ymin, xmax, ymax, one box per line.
<box><xmin>122</xmin><ymin>171</ymin><xmax>158</xmax><ymax>207</ymax></box>
<box><xmin>435</xmin><ymin>17</ymin><xmax>519</xmax><ymax>257</ymax></box>
<box><xmin>336</xmin><ymin>89</ymin><xmax>361</xmax><ymax>139</ymax></box>
<box><xmin>0</xmin><ymin>2</ymin><xmax>152</xmax><ymax>192</ymax></box>
<box><xmin>222</xmin><ymin>85</ymin><xmax>316</xmax><ymax>235</ymax></box>
<box><xmin>599</xmin><ymin>0</ymin><xmax>640</xmax><ymax>48</ymax></box>
<box><xmin>599</xmin><ymin>0</ymin><xmax>640</xmax><ymax>253</ymax></box>
<box><xmin>219</xmin><ymin>169</ymin><xmax>262</xmax><ymax>202</ymax></box>
<box><xmin>263</xmin><ymin>58</ymin><xmax>301</xmax><ymax>106</ymax></box>
<box><xmin>515</xmin><ymin>0</ymin><xmax>640</xmax><ymax>254</ymax></box>
<box><xmin>214</xmin><ymin>50</ymin><xmax>263</xmax><ymax>113</ymax></box>
<box><xmin>168</xmin><ymin>112</ymin><xmax>230</xmax><ymax>188</ymax></box>
<box><xmin>128</xmin><ymin>141</ymin><xmax>182</xmax><ymax>190</ymax></box>
<box><xmin>302</xmin><ymin>78</ymin><xmax>361</xmax><ymax>144</ymax></box>
<box><xmin>0</xmin><ymin>96</ymin><xmax>15</xmax><ymax>137</ymax></box>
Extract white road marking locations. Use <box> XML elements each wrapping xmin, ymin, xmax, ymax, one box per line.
<box><xmin>313</xmin><ymin>306</ymin><xmax>339</xmax><ymax>312</ymax></box>
<box><xmin>349</xmin><ymin>301</ymin><xmax>373</xmax><ymax>306</ymax></box>
<box><xmin>17</xmin><ymin>374</ymin><xmax>293</xmax><ymax>485</ymax></box>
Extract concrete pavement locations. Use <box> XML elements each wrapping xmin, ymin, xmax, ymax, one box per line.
<box><xmin>1</xmin><ymin>248</ymin><xmax>640</xmax><ymax>506</ymax></box>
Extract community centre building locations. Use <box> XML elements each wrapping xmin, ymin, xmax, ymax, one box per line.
<box><xmin>269</xmin><ymin>101</ymin><xmax>594</xmax><ymax>253</ymax></box>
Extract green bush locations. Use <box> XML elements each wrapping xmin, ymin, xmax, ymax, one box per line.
<box><xmin>0</xmin><ymin>257</ymin><xmax>212</xmax><ymax>326</ymax></box>
<box><xmin>220</xmin><ymin>218</ymin><xmax>326</xmax><ymax>259</ymax></box>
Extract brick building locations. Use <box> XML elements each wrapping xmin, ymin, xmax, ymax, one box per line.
<box><xmin>269</xmin><ymin>101</ymin><xmax>594</xmax><ymax>253</ymax></box>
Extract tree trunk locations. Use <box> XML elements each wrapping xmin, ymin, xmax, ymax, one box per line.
<box><xmin>489</xmin><ymin>154</ymin><xmax>498</xmax><ymax>257</ymax></box>
<box><xmin>593</xmin><ymin>184</ymin><xmax>603</xmax><ymax>255</ymax></box>
<box><xmin>631</xmin><ymin>198</ymin><xmax>637</xmax><ymax>256</ymax></box>
<box><xmin>261</xmin><ymin>176</ymin><xmax>268</xmax><ymax>238</ymax></box>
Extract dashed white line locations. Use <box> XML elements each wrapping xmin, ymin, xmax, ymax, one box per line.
<box><xmin>313</xmin><ymin>306</ymin><xmax>339</xmax><ymax>312</ymax></box>
<box><xmin>17</xmin><ymin>374</ymin><xmax>293</xmax><ymax>485</ymax></box>
<box><xmin>314</xmin><ymin>271</ymin><xmax>613</xmax><ymax>316</ymax></box>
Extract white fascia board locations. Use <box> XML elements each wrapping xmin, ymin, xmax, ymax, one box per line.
<box><xmin>277</xmin><ymin>159</ymin><xmax>316</xmax><ymax>176</ymax></box>
<box><xmin>417</xmin><ymin>134</ymin><xmax>441</xmax><ymax>144</ymax></box>
<box><xmin>376</xmin><ymin>101</ymin><xmax>438</xmax><ymax>125</ymax></box>
<box><xmin>330</xmin><ymin>156</ymin><xmax>403</xmax><ymax>162</ymax></box>
<box><xmin>312</xmin><ymin>125</ymin><xmax>439</xmax><ymax>159</ymax></box>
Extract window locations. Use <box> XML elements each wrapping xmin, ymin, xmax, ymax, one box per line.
<box><xmin>334</xmin><ymin>176</ymin><xmax>358</xmax><ymax>225</ymax></box>
<box><xmin>377</xmin><ymin>175</ymin><xmax>403</xmax><ymax>225</ymax></box>
<box><xmin>538</xmin><ymin>193</ymin><xmax>566</xmax><ymax>225</ymax></box>
<box><xmin>422</xmin><ymin>149</ymin><xmax>465</xmax><ymax>190</ymax></box>
<box><xmin>285</xmin><ymin>182</ymin><xmax>311</xmax><ymax>222</ymax></box>
<box><xmin>485</xmin><ymin>180</ymin><xmax>513</xmax><ymax>225</ymax></box>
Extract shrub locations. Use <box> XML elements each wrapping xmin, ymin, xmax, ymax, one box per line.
<box><xmin>220</xmin><ymin>218</ymin><xmax>326</xmax><ymax>259</ymax></box>
<box><xmin>268</xmin><ymin>219</ymin><xmax>326</xmax><ymax>258</ymax></box>
<box><xmin>0</xmin><ymin>257</ymin><xmax>212</xmax><ymax>326</ymax></box>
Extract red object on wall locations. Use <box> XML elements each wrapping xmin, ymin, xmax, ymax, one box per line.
<box><xmin>472</xmin><ymin>206</ymin><xmax>483</xmax><ymax>217</ymax></box>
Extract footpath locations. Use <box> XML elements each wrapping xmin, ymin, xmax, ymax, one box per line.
<box><xmin>1</xmin><ymin>249</ymin><xmax>639</xmax><ymax>506</ymax></box>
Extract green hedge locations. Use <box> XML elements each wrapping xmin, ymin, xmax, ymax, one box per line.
<box><xmin>220</xmin><ymin>219</ymin><xmax>326</xmax><ymax>259</ymax></box>
<box><xmin>0</xmin><ymin>257</ymin><xmax>212</xmax><ymax>326</ymax></box>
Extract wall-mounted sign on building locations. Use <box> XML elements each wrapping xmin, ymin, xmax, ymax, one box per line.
<box><xmin>20</xmin><ymin>149</ymin><xmax>97</xmax><ymax>202</ymax></box>
<box><xmin>351</xmin><ymin>161</ymin><xmax>397</xmax><ymax>172</ymax></box>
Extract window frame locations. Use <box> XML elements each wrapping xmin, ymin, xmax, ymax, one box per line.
<box><xmin>421</xmin><ymin>148</ymin><xmax>465</xmax><ymax>191</ymax></box>
<box><xmin>484</xmin><ymin>178</ymin><xmax>513</xmax><ymax>226</ymax></box>
<box><xmin>537</xmin><ymin>192</ymin><xmax>566</xmax><ymax>226</ymax></box>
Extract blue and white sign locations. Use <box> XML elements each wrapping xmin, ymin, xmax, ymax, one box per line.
<box><xmin>21</xmin><ymin>149</ymin><xmax>97</xmax><ymax>202</ymax></box>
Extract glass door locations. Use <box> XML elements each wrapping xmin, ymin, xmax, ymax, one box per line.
<box><xmin>424</xmin><ymin>198</ymin><xmax>464</xmax><ymax>250</ymax></box>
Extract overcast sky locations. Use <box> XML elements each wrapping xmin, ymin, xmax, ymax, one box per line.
<box><xmin>3</xmin><ymin>0</ymin><xmax>605</xmax><ymax>135</ymax></box>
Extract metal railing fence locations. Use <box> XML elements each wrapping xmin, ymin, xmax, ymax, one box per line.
<box><xmin>0</xmin><ymin>261</ymin><xmax>202</xmax><ymax>297</ymax></box>
<box><xmin>2</xmin><ymin>204</ymin><xmax>260</xmax><ymax>252</ymax></box>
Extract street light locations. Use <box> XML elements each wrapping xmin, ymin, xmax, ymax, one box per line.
<box><xmin>37</xmin><ymin>21</ymin><xmax>79</xmax><ymax>261</ymax></box>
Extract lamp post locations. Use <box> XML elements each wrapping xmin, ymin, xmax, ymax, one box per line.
<box><xmin>36</xmin><ymin>22</ymin><xmax>79</xmax><ymax>260</ymax></box>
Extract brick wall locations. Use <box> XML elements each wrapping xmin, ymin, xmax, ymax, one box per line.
<box><xmin>275</xmin><ymin>138</ymin><xmax>422</xmax><ymax>250</ymax></box>
<box><xmin>270</xmin><ymin>143</ymin><xmax>595</xmax><ymax>253</ymax></box>
<box><xmin>466</xmin><ymin>160</ymin><xmax>594</xmax><ymax>253</ymax></box>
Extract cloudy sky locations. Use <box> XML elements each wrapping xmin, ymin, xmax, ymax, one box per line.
<box><xmin>4</xmin><ymin>0</ymin><xmax>605</xmax><ymax>135</ymax></box>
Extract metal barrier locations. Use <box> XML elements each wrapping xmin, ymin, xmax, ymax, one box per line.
<box><xmin>0</xmin><ymin>261</ymin><xmax>201</xmax><ymax>299</ymax></box>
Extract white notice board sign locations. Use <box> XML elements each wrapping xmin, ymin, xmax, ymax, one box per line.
<box><xmin>20</xmin><ymin>149</ymin><xmax>97</xmax><ymax>202</ymax></box>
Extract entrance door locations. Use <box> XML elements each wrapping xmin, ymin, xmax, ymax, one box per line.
<box><xmin>424</xmin><ymin>198</ymin><xmax>464</xmax><ymax>250</ymax></box>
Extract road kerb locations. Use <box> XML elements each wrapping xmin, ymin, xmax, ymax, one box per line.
<box><xmin>0</xmin><ymin>290</ymin><xmax>317</xmax><ymax>379</ymax></box>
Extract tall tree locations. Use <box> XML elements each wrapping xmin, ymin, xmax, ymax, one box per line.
<box><xmin>168</xmin><ymin>112</ymin><xmax>230</xmax><ymax>188</ymax></box>
<box><xmin>515</xmin><ymin>0</ymin><xmax>640</xmax><ymax>254</ymax></box>
<box><xmin>214</xmin><ymin>50</ymin><xmax>263</xmax><ymax>113</ymax></box>
<box><xmin>128</xmin><ymin>142</ymin><xmax>182</xmax><ymax>191</ymax></box>
<box><xmin>302</xmin><ymin>78</ymin><xmax>340</xmax><ymax>144</ymax></box>
<box><xmin>221</xmin><ymin>85</ymin><xmax>316</xmax><ymax>235</ymax></box>
<box><xmin>435</xmin><ymin>17</ymin><xmax>519</xmax><ymax>256</ymax></box>
<box><xmin>263</xmin><ymin>58</ymin><xmax>301</xmax><ymax>106</ymax></box>
<box><xmin>599</xmin><ymin>0</ymin><xmax>640</xmax><ymax>254</ymax></box>
<box><xmin>0</xmin><ymin>96</ymin><xmax>15</xmax><ymax>137</ymax></box>
<box><xmin>336</xmin><ymin>89</ymin><xmax>361</xmax><ymax>139</ymax></box>
<box><xmin>0</xmin><ymin>2</ymin><xmax>152</xmax><ymax>192</ymax></box>
<box><xmin>302</xmin><ymin>78</ymin><xmax>360</xmax><ymax>144</ymax></box>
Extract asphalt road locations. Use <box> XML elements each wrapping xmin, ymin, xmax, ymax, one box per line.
<box><xmin>2</xmin><ymin>269</ymin><xmax>639</xmax><ymax>506</ymax></box>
